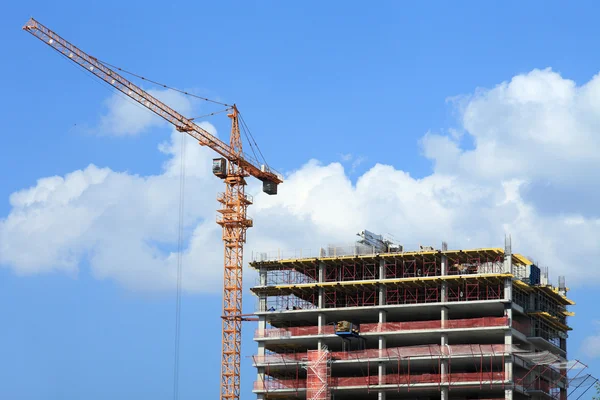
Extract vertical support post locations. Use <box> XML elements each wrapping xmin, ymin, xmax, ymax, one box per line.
<box><xmin>440</xmin><ymin>242</ymin><xmax>449</xmax><ymax>400</ymax></box>
<box><xmin>439</xmin><ymin>243</ymin><xmax>448</xmax><ymax>400</ymax></box>
<box><xmin>441</xmin><ymin>304</ymin><xmax>449</xmax><ymax>400</ymax></box>
<box><xmin>504</xmin><ymin>277</ymin><xmax>514</xmax><ymax>400</ymax></box>
<box><xmin>318</xmin><ymin>261</ymin><xmax>325</xmax><ymax>309</ymax></box>
<box><xmin>256</xmin><ymin>315</ymin><xmax>267</xmax><ymax>400</ymax></box>
<box><xmin>378</xmin><ymin>259</ymin><xmax>387</xmax><ymax>400</ymax></box>
<box><xmin>318</xmin><ymin>261</ymin><xmax>326</xmax><ymax>350</ymax></box>
<box><xmin>503</xmin><ymin>235</ymin><xmax>512</xmax><ymax>274</ymax></box>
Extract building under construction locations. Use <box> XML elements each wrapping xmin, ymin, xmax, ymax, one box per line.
<box><xmin>250</xmin><ymin>232</ymin><xmax>580</xmax><ymax>400</ymax></box>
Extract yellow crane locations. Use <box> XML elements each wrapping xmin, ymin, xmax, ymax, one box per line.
<box><xmin>23</xmin><ymin>18</ymin><xmax>283</xmax><ymax>400</ymax></box>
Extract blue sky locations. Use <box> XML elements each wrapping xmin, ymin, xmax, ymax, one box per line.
<box><xmin>2</xmin><ymin>1</ymin><xmax>600</xmax><ymax>399</ymax></box>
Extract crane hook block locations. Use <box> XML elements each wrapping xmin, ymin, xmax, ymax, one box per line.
<box><xmin>212</xmin><ymin>158</ymin><xmax>227</xmax><ymax>179</ymax></box>
<box><xmin>263</xmin><ymin>180</ymin><xmax>278</xmax><ymax>195</ymax></box>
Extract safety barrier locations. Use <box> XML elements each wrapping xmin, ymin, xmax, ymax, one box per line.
<box><xmin>361</xmin><ymin>317</ymin><xmax>508</xmax><ymax>333</ymax></box>
<box><xmin>254</xmin><ymin>343</ymin><xmax>515</xmax><ymax>365</ymax></box>
<box><xmin>254</xmin><ymin>371</ymin><xmax>506</xmax><ymax>391</ymax></box>
<box><xmin>255</xmin><ymin>317</ymin><xmax>508</xmax><ymax>338</ymax></box>
<box><xmin>511</xmin><ymin>319</ymin><xmax>531</xmax><ymax>336</ymax></box>
<box><xmin>256</xmin><ymin>325</ymin><xmax>335</xmax><ymax>338</ymax></box>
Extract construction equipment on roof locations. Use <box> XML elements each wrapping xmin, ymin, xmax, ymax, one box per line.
<box><xmin>23</xmin><ymin>17</ymin><xmax>282</xmax><ymax>400</ymax></box>
<box><xmin>334</xmin><ymin>320</ymin><xmax>360</xmax><ymax>336</ymax></box>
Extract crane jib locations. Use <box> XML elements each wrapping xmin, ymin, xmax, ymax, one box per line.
<box><xmin>23</xmin><ymin>17</ymin><xmax>282</xmax><ymax>187</ymax></box>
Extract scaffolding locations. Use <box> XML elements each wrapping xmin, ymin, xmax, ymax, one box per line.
<box><xmin>305</xmin><ymin>348</ymin><xmax>331</xmax><ymax>400</ymax></box>
<box><xmin>255</xmin><ymin>317</ymin><xmax>508</xmax><ymax>339</ymax></box>
<box><xmin>515</xmin><ymin>351</ymin><xmax>587</xmax><ymax>399</ymax></box>
<box><xmin>253</xmin><ymin>248</ymin><xmax>523</xmax><ymax>286</ymax></box>
<box><xmin>253</xmin><ymin>344</ymin><xmax>521</xmax><ymax>393</ymax></box>
<box><xmin>256</xmin><ymin>279</ymin><xmax>509</xmax><ymax>312</ymax></box>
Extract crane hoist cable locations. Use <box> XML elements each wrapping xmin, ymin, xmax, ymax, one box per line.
<box><xmin>96</xmin><ymin>58</ymin><xmax>231</xmax><ymax>107</ymax></box>
<box><xmin>189</xmin><ymin>108</ymin><xmax>233</xmax><ymax>121</ymax></box>
<box><xmin>173</xmin><ymin>129</ymin><xmax>187</xmax><ymax>400</ymax></box>
<box><xmin>239</xmin><ymin>112</ymin><xmax>269</xmax><ymax>170</ymax></box>
<box><xmin>95</xmin><ymin>58</ymin><xmax>273</xmax><ymax>170</ymax></box>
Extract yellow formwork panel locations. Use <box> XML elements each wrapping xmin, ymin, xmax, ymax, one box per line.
<box><xmin>529</xmin><ymin>311</ymin><xmax>572</xmax><ymax>331</ymax></box>
<box><xmin>511</xmin><ymin>279</ymin><xmax>575</xmax><ymax>306</ymax></box>
<box><xmin>250</xmin><ymin>273</ymin><xmax>514</xmax><ymax>294</ymax></box>
<box><xmin>562</xmin><ymin>310</ymin><xmax>576</xmax><ymax>317</ymax></box>
<box><xmin>251</xmin><ymin>247</ymin><xmax>534</xmax><ymax>270</ymax></box>
<box><xmin>512</xmin><ymin>279</ymin><xmax>533</xmax><ymax>292</ymax></box>
<box><xmin>535</xmin><ymin>285</ymin><xmax>575</xmax><ymax>306</ymax></box>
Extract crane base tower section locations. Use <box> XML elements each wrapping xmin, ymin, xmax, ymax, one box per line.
<box><xmin>250</xmin><ymin>239</ymin><xmax>575</xmax><ymax>400</ymax></box>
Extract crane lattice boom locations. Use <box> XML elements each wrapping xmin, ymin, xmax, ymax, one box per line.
<box><xmin>23</xmin><ymin>18</ymin><xmax>282</xmax><ymax>185</ymax></box>
<box><xmin>23</xmin><ymin>17</ymin><xmax>282</xmax><ymax>400</ymax></box>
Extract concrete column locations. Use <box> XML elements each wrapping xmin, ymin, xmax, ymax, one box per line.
<box><xmin>504</xmin><ymin>278</ymin><xmax>514</xmax><ymax>393</ymax></box>
<box><xmin>441</xmin><ymin>242</ymin><xmax>448</xmax><ymax>275</ymax></box>
<box><xmin>258</xmin><ymin>268</ymin><xmax>268</xmax><ymax>312</ymax></box>
<box><xmin>441</xmin><ymin>250</ymin><xmax>448</xmax><ymax>303</ymax></box>
<box><xmin>441</xmin><ymin>387</ymin><xmax>448</xmax><ymax>400</ymax></box>
<box><xmin>504</xmin><ymin>304</ymin><xmax>514</xmax><ymax>400</ymax></box>
<box><xmin>378</xmin><ymin>256</ymin><xmax>387</xmax><ymax>388</ymax></box>
<box><xmin>378</xmin><ymin>308</ymin><xmax>387</xmax><ymax>400</ymax></box>
<box><xmin>441</xmin><ymin>306</ymin><xmax>449</xmax><ymax>330</ymax></box>
<box><xmin>318</xmin><ymin>261</ymin><xmax>328</xmax><ymax>351</ymax></box>
<box><xmin>441</xmin><ymin>305</ymin><xmax>449</xmax><ymax>395</ymax></box>
<box><xmin>318</xmin><ymin>261</ymin><xmax>325</xmax><ymax>282</ymax></box>
<box><xmin>257</xmin><ymin>316</ymin><xmax>267</xmax><ymax>342</ymax></box>
<box><xmin>503</xmin><ymin>235</ymin><xmax>513</xmax><ymax>274</ymax></box>
<box><xmin>441</xmin><ymin>242</ymin><xmax>449</xmax><ymax>400</ymax></box>
<box><xmin>256</xmin><ymin>316</ymin><xmax>267</xmax><ymax>399</ymax></box>
<box><xmin>318</xmin><ymin>312</ymin><xmax>326</xmax><ymax>350</ymax></box>
<box><xmin>258</xmin><ymin>295</ymin><xmax>267</xmax><ymax>313</ymax></box>
<box><xmin>318</xmin><ymin>261</ymin><xmax>325</xmax><ymax>309</ymax></box>
<box><xmin>504</xmin><ymin>322</ymin><xmax>513</xmax><ymax>381</ymax></box>
<box><xmin>504</xmin><ymin>278</ymin><xmax>513</xmax><ymax>302</ymax></box>
<box><xmin>378</xmin><ymin>309</ymin><xmax>387</xmax><ymax>354</ymax></box>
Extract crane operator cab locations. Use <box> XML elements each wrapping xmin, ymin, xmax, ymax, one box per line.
<box><xmin>213</xmin><ymin>158</ymin><xmax>279</xmax><ymax>195</ymax></box>
<box><xmin>262</xmin><ymin>180</ymin><xmax>278</xmax><ymax>195</ymax></box>
<box><xmin>212</xmin><ymin>158</ymin><xmax>227</xmax><ymax>178</ymax></box>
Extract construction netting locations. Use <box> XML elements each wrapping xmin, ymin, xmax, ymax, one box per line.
<box><xmin>253</xmin><ymin>344</ymin><xmax>526</xmax><ymax>365</ymax></box>
<box><xmin>254</xmin><ymin>371</ymin><xmax>507</xmax><ymax>391</ymax></box>
<box><xmin>255</xmin><ymin>316</ymin><xmax>508</xmax><ymax>338</ymax></box>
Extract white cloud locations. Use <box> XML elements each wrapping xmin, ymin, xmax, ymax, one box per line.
<box><xmin>2</xmin><ymin>70</ymin><xmax>600</xmax><ymax>291</ymax></box>
<box><xmin>338</xmin><ymin>153</ymin><xmax>367</xmax><ymax>173</ymax></box>
<box><xmin>423</xmin><ymin>68</ymin><xmax>600</xmax><ymax>189</ymax></box>
<box><xmin>98</xmin><ymin>89</ymin><xmax>194</xmax><ymax>135</ymax></box>
<box><xmin>581</xmin><ymin>322</ymin><xmax>600</xmax><ymax>359</ymax></box>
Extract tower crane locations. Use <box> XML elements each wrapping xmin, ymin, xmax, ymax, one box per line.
<box><xmin>23</xmin><ymin>18</ymin><xmax>282</xmax><ymax>400</ymax></box>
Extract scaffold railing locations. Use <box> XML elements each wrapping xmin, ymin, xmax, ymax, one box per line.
<box><xmin>253</xmin><ymin>344</ymin><xmax>525</xmax><ymax>365</ymax></box>
<box><xmin>254</xmin><ymin>371</ymin><xmax>507</xmax><ymax>391</ymax></box>
<box><xmin>511</xmin><ymin>319</ymin><xmax>531</xmax><ymax>336</ymax></box>
<box><xmin>256</xmin><ymin>281</ymin><xmax>506</xmax><ymax>312</ymax></box>
<box><xmin>515</xmin><ymin>352</ymin><xmax>586</xmax><ymax>398</ymax></box>
<box><xmin>254</xmin><ymin>254</ymin><xmax>507</xmax><ymax>285</ymax></box>
<box><xmin>255</xmin><ymin>317</ymin><xmax>509</xmax><ymax>339</ymax></box>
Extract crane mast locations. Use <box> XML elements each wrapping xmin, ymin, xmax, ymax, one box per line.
<box><xmin>23</xmin><ymin>18</ymin><xmax>282</xmax><ymax>400</ymax></box>
<box><xmin>218</xmin><ymin>106</ymin><xmax>250</xmax><ymax>400</ymax></box>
